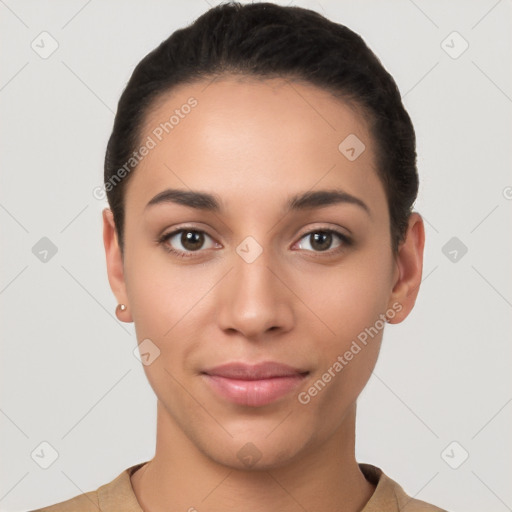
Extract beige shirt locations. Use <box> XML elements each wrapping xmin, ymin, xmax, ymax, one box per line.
<box><xmin>30</xmin><ymin>461</ymin><xmax>448</xmax><ymax>511</ymax></box>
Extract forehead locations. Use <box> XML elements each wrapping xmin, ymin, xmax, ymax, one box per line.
<box><xmin>124</xmin><ymin>76</ymin><xmax>385</xmax><ymax>217</ymax></box>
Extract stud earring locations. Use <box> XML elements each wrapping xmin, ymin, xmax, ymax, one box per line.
<box><xmin>115</xmin><ymin>304</ymin><xmax>127</xmax><ymax>319</ymax></box>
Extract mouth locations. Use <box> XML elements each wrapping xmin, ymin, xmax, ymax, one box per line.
<box><xmin>200</xmin><ymin>361</ymin><xmax>309</xmax><ymax>407</ymax></box>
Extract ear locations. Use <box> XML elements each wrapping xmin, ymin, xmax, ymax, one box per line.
<box><xmin>102</xmin><ymin>208</ymin><xmax>133</xmax><ymax>323</ymax></box>
<box><xmin>386</xmin><ymin>212</ymin><xmax>425</xmax><ymax>323</ymax></box>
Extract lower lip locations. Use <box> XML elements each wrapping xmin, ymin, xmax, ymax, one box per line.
<box><xmin>202</xmin><ymin>373</ymin><xmax>308</xmax><ymax>407</ymax></box>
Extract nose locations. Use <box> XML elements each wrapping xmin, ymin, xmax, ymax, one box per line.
<box><xmin>216</xmin><ymin>248</ymin><xmax>295</xmax><ymax>340</ymax></box>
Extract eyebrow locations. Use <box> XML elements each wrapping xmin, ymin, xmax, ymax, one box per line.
<box><xmin>145</xmin><ymin>188</ymin><xmax>371</xmax><ymax>216</ymax></box>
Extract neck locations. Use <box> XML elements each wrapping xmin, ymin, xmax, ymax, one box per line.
<box><xmin>131</xmin><ymin>401</ymin><xmax>375</xmax><ymax>512</ymax></box>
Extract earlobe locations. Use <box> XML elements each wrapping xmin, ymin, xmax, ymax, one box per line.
<box><xmin>386</xmin><ymin>212</ymin><xmax>425</xmax><ymax>324</ymax></box>
<box><xmin>102</xmin><ymin>208</ymin><xmax>133</xmax><ymax>323</ymax></box>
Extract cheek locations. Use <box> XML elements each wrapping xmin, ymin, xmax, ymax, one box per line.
<box><xmin>310</xmin><ymin>288</ymin><xmax>385</xmax><ymax>393</ymax></box>
<box><xmin>312</xmin><ymin>253</ymin><xmax>392</xmax><ymax>344</ymax></box>
<box><xmin>305</xmin><ymin>244</ymin><xmax>392</xmax><ymax>387</ymax></box>
<box><xmin>124</xmin><ymin>235</ymin><xmax>205</xmax><ymax>326</ymax></box>
<box><xmin>124</xmin><ymin>246</ymin><xmax>220</xmax><ymax>374</ymax></box>
<box><xmin>124</xmin><ymin>259</ymin><xmax>210</xmax><ymax>406</ymax></box>
<box><xmin>297</xmin><ymin>266</ymin><xmax>388</xmax><ymax>425</ymax></box>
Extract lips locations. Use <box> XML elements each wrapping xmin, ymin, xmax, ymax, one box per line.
<box><xmin>201</xmin><ymin>361</ymin><xmax>309</xmax><ymax>407</ymax></box>
<box><xmin>202</xmin><ymin>361</ymin><xmax>309</xmax><ymax>380</ymax></box>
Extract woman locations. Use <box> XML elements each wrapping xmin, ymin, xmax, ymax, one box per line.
<box><xmin>31</xmin><ymin>2</ymin><xmax>448</xmax><ymax>511</ymax></box>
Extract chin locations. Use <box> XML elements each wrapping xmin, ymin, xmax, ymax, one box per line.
<box><xmin>201</xmin><ymin>432</ymin><xmax>309</xmax><ymax>472</ymax></box>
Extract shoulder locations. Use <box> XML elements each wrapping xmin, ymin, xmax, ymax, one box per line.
<box><xmin>28</xmin><ymin>461</ymin><xmax>148</xmax><ymax>512</ymax></box>
<box><xmin>359</xmin><ymin>463</ymin><xmax>450</xmax><ymax>512</ymax></box>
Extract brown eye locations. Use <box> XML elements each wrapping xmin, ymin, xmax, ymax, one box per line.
<box><xmin>309</xmin><ymin>231</ymin><xmax>333</xmax><ymax>251</ymax></box>
<box><xmin>180</xmin><ymin>230</ymin><xmax>205</xmax><ymax>251</ymax></box>
<box><xmin>159</xmin><ymin>229</ymin><xmax>217</xmax><ymax>258</ymax></box>
<box><xmin>295</xmin><ymin>229</ymin><xmax>351</xmax><ymax>254</ymax></box>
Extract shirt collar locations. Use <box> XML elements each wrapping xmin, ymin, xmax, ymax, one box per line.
<box><xmin>97</xmin><ymin>460</ymin><xmax>432</xmax><ymax>512</ymax></box>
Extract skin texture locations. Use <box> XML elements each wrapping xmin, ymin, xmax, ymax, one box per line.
<box><xmin>103</xmin><ymin>76</ymin><xmax>425</xmax><ymax>512</ymax></box>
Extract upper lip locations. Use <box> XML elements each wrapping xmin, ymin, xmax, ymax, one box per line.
<box><xmin>202</xmin><ymin>361</ymin><xmax>309</xmax><ymax>380</ymax></box>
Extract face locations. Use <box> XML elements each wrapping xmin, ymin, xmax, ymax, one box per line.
<box><xmin>104</xmin><ymin>76</ymin><xmax>422</xmax><ymax>470</ymax></box>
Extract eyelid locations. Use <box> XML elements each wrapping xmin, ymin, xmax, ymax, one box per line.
<box><xmin>294</xmin><ymin>223</ymin><xmax>351</xmax><ymax>241</ymax></box>
<box><xmin>158</xmin><ymin>222</ymin><xmax>219</xmax><ymax>242</ymax></box>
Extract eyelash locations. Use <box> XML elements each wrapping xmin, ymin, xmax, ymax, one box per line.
<box><xmin>157</xmin><ymin>226</ymin><xmax>352</xmax><ymax>259</ymax></box>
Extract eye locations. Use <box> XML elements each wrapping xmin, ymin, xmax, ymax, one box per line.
<box><xmin>158</xmin><ymin>227</ymin><xmax>352</xmax><ymax>259</ymax></box>
<box><xmin>158</xmin><ymin>228</ymin><xmax>218</xmax><ymax>258</ymax></box>
<box><xmin>294</xmin><ymin>229</ymin><xmax>351</xmax><ymax>254</ymax></box>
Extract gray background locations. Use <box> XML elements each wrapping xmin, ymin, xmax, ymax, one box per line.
<box><xmin>1</xmin><ymin>0</ymin><xmax>511</xmax><ymax>511</ymax></box>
